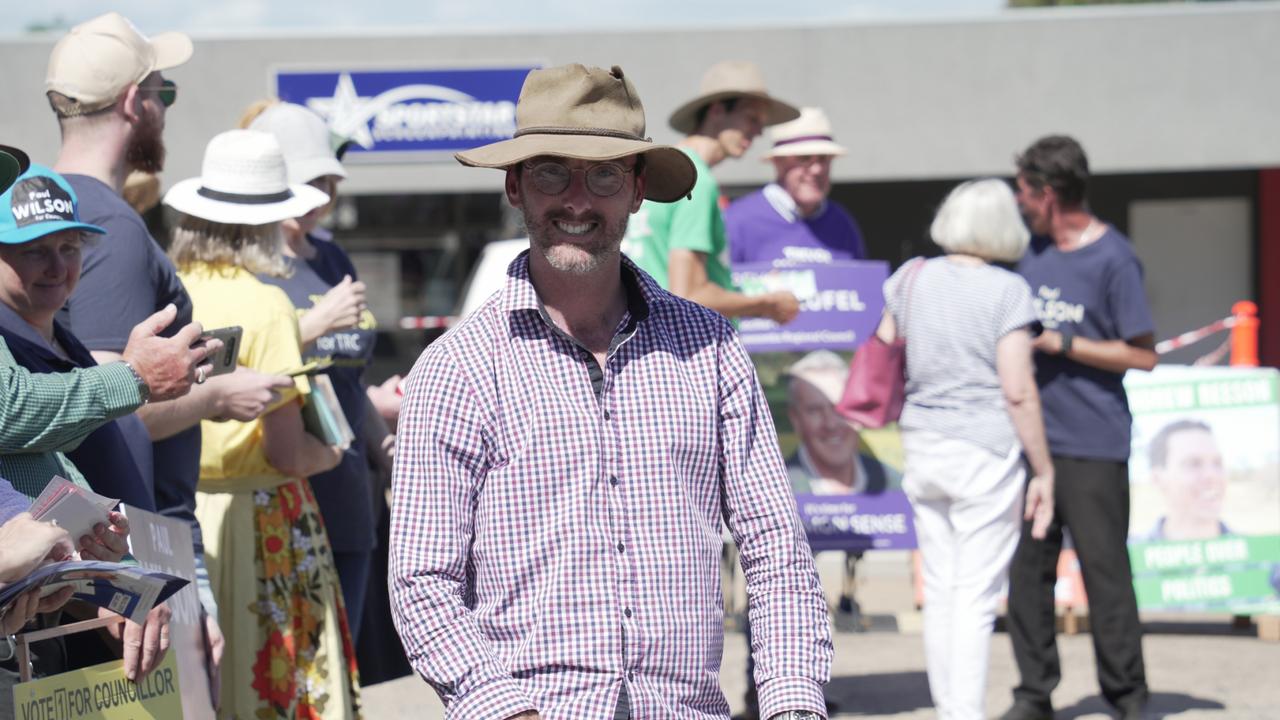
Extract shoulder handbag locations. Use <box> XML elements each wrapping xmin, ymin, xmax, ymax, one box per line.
<box><xmin>836</xmin><ymin>258</ymin><xmax>925</xmax><ymax>428</ymax></box>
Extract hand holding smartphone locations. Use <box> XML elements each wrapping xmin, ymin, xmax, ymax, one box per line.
<box><xmin>194</xmin><ymin>326</ymin><xmax>243</xmax><ymax>377</ymax></box>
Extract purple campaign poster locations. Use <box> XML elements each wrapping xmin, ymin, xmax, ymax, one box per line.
<box><xmin>732</xmin><ymin>260</ymin><xmax>889</xmax><ymax>353</ymax></box>
<box><xmin>796</xmin><ymin>491</ymin><xmax>918</xmax><ymax>551</ymax></box>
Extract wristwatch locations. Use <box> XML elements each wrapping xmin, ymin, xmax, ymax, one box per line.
<box><xmin>120</xmin><ymin>361</ymin><xmax>151</xmax><ymax>405</ymax></box>
<box><xmin>1058</xmin><ymin>329</ymin><xmax>1074</xmax><ymax>356</ymax></box>
<box><xmin>769</xmin><ymin>712</ymin><xmax>821</xmax><ymax>720</ymax></box>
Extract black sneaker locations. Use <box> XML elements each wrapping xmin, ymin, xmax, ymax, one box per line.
<box><xmin>996</xmin><ymin>701</ymin><xmax>1053</xmax><ymax>720</ymax></box>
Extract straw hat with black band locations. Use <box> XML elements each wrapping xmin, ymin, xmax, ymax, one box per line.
<box><xmin>0</xmin><ymin>145</ymin><xmax>30</xmax><ymax>195</ymax></box>
<box><xmin>762</xmin><ymin>107</ymin><xmax>847</xmax><ymax>160</ymax></box>
<box><xmin>164</xmin><ymin>130</ymin><xmax>329</xmax><ymax>225</ymax></box>
<box><xmin>667</xmin><ymin>60</ymin><xmax>800</xmax><ymax>136</ymax></box>
<box><xmin>455</xmin><ymin>64</ymin><xmax>697</xmax><ymax>203</ymax></box>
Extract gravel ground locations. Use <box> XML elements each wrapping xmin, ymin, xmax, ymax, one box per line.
<box><xmin>363</xmin><ymin>553</ymin><xmax>1280</xmax><ymax>719</ymax></box>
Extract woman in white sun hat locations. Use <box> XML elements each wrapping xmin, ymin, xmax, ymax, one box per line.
<box><xmin>163</xmin><ymin>128</ymin><xmax>361</xmax><ymax>719</ymax></box>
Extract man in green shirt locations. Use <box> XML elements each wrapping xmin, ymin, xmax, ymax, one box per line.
<box><xmin>623</xmin><ymin>60</ymin><xmax>802</xmax><ymax>323</ymax></box>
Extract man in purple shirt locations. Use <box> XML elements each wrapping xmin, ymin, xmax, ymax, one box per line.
<box><xmin>389</xmin><ymin>64</ymin><xmax>832</xmax><ymax>720</ymax></box>
<box><xmin>726</xmin><ymin>107</ymin><xmax>865</xmax><ymax>267</ymax></box>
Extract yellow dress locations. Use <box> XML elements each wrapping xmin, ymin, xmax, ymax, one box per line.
<box><xmin>180</xmin><ymin>262</ymin><xmax>361</xmax><ymax>720</ymax></box>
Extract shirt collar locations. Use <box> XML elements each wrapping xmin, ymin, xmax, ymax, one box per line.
<box><xmin>0</xmin><ymin>302</ymin><xmax>88</xmax><ymax>368</ymax></box>
<box><xmin>0</xmin><ymin>302</ymin><xmax>49</xmax><ymax>349</ymax></box>
<box><xmin>498</xmin><ymin>249</ymin><xmax>666</xmax><ymax>321</ymax></box>
<box><xmin>762</xmin><ymin>182</ymin><xmax>828</xmax><ymax>224</ymax></box>
<box><xmin>796</xmin><ymin>443</ymin><xmax>869</xmax><ymax>495</ymax></box>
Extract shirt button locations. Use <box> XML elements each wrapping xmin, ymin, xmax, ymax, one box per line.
<box><xmin>624</xmin><ymin>608</ymin><xmax>632</xmax><ymax>618</ymax></box>
<box><xmin>627</xmin><ymin>671</ymin><xmax>636</xmax><ymax>681</ymax></box>
<box><xmin>616</xmin><ymin>542</ymin><xmax>625</xmax><ymax>553</ymax></box>
<box><xmin>609</xmin><ymin>476</ymin><xmax>619</xmax><ymax>487</ymax></box>
<box><xmin>603</xmin><ymin>409</ymin><xmax>612</xmax><ymax>420</ymax></box>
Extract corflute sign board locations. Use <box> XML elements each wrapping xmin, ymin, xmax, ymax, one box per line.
<box><xmin>273</xmin><ymin>67</ymin><xmax>535</xmax><ymax>159</ymax></box>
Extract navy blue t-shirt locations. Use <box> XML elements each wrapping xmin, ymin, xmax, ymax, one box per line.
<box><xmin>0</xmin><ymin>303</ymin><xmax>155</xmax><ymax>510</ymax></box>
<box><xmin>59</xmin><ymin>175</ymin><xmax>203</xmax><ymax>550</ymax></box>
<box><xmin>1017</xmin><ymin>227</ymin><xmax>1155</xmax><ymax>461</ymax></box>
<box><xmin>257</xmin><ymin>235</ymin><xmax>376</xmax><ymax>552</ymax></box>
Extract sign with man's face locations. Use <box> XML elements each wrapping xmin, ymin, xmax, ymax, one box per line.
<box><xmin>1125</xmin><ymin>366</ymin><xmax>1280</xmax><ymax>615</ymax></box>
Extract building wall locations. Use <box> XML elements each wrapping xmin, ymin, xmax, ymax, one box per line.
<box><xmin>3</xmin><ymin>3</ymin><xmax>1276</xmax><ymax>366</ymax></box>
<box><xmin>1</xmin><ymin>2</ymin><xmax>1278</xmax><ymax>195</ymax></box>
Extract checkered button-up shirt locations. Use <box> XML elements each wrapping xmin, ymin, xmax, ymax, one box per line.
<box><xmin>390</xmin><ymin>253</ymin><xmax>832</xmax><ymax>720</ymax></box>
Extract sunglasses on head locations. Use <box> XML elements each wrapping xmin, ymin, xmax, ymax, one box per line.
<box><xmin>523</xmin><ymin>159</ymin><xmax>633</xmax><ymax>198</ymax></box>
<box><xmin>138</xmin><ymin>79</ymin><xmax>178</xmax><ymax>108</ymax></box>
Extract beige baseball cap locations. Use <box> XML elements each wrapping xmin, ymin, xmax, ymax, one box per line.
<box><xmin>45</xmin><ymin>12</ymin><xmax>193</xmax><ymax>117</ymax></box>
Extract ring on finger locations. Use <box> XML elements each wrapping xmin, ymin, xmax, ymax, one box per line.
<box><xmin>196</xmin><ymin>366</ymin><xmax>207</xmax><ymax>384</ymax></box>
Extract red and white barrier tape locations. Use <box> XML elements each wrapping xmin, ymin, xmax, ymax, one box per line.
<box><xmin>399</xmin><ymin>316</ymin><xmax>458</xmax><ymax>330</ymax></box>
<box><xmin>1155</xmin><ymin>316</ymin><xmax>1237</xmax><ymax>355</ymax></box>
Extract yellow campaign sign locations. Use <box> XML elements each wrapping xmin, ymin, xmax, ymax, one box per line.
<box><xmin>12</xmin><ymin>651</ymin><xmax>182</xmax><ymax>720</ymax></box>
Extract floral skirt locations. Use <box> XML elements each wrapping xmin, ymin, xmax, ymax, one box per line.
<box><xmin>197</xmin><ymin>477</ymin><xmax>362</xmax><ymax>719</ymax></box>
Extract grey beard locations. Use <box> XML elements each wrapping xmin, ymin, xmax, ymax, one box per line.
<box><xmin>527</xmin><ymin>213</ymin><xmax>629</xmax><ymax>276</ymax></box>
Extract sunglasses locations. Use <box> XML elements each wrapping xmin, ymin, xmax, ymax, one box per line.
<box><xmin>523</xmin><ymin>160</ymin><xmax>633</xmax><ymax>198</ymax></box>
<box><xmin>138</xmin><ymin>79</ymin><xmax>178</xmax><ymax>108</ymax></box>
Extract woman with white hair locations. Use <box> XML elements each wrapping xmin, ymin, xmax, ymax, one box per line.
<box><xmin>877</xmin><ymin>178</ymin><xmax>1055</xmax><ymax>720</ymax></box>
<box><xmin>163</xmin><ymin>129</ymin><xmax>359</xmax><ymax>718</ymax></box>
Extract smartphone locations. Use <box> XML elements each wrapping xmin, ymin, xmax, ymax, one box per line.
<box><xmin>197</xmin><ymin>326</ymin><xmax>243</xmax><ymax>377</ymax></box>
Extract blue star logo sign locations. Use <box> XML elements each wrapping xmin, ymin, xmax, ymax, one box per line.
<box><xmin>274</xmin><ymin>67</ymin><xmax>534</xmax><ymax>156</ymax></box>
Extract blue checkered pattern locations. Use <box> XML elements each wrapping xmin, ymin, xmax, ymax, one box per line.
<box><xmin>389</xmin><ymin>253</ymin><xmax>832</xmax><ymax>720</ymax></box>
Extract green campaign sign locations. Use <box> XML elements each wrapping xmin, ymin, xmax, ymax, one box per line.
<box><xmin>1124</xmin><ymin>367</ymin><xmax>1280</xmax><ymax>615</ymax></box>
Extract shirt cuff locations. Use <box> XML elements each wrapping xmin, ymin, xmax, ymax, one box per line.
<box><xmin>193</xmin><ymin>552</ymin><xmax>219</xmax><ymax>617</ymax></box>
<box><xmin>447</xmin><ymin>675</ymin><xmax>536</xmax><ymax>720</ymax></box>
<box><xmin>98</xmin><ymin>363</ymin><xmax>145</xmax><ymax>414</ymax></box>
<box><xmin>758</xmin><ymin>676</ymin><xmax>826</xmax><ymax>720</ymax></box>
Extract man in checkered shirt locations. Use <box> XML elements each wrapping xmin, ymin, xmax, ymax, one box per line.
<box><xmin>389</xmin><ymin>64</ymin><xmax>833</xmax><ymax>720</ymax></box>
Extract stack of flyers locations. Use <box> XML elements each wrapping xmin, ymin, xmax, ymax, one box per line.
<box><xmin>29</xmin><ymin>475</ymin><xmax>117</xmax><ymax>543</ymax></box>
<box><xmin>0</xmin><ymin>561</ymin><xmax>187</xmax><ymax>625</ymax></box>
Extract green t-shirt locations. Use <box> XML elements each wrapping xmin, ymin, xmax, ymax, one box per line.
<box><xmin>622</xmin><ymin>147</ymin><xmax>734</xmax><ymax>291</ymax></box>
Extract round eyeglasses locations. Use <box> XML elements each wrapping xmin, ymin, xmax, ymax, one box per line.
<box><xmin>524</xmin><ymin>160</ymin><xmax>633</xmax><ymax>197</ymax></box>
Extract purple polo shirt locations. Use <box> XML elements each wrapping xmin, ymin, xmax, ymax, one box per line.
<box><xmin>725</xmin><ymin>185</ymin><xmax>866</xmax><ymax>266</ymax></box>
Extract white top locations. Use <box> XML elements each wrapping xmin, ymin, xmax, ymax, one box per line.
<box><xmin>885</xmin><ymin>256</ymin><xmax>1037</xmax><ymax>456</ymax></box>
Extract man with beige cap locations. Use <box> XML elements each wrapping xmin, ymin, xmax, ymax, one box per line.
<box><xmin>725</xmin><ymin>107</ymin><xmax>866</xmax><ymax>267</ymax></box>
<box><xmin>390</xmin><ymin>63</ymin><xmax>831</xmax><ymax>720</ymax></box>
<box><xmin>46</xmin><ymin>11</ymin><xmax>292</xmax><ymax>689</ymax></box>
<box><xmin>624</xmin><ymin>60</ymin><xmax>802</xmax><ymax>323</ymax></box>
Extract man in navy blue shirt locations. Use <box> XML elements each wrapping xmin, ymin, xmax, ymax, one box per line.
<box><xmin>1000</xmin><ymin>136</ymin><xmax>1156</xmax><ymax>720</ymax></box>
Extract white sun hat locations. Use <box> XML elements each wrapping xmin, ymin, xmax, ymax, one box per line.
<box><xmin>248</xmin><ymin>102</ymin><xmax>347</xmax><ymax>186</ymax></box>
<box><xmin>762</xmin><ymin>107</ymin><xmax>847</xmax><ymax>160</ymax></box>
<box><xmin>163</xmin><ymin>129</ymin><xmax>329</xmax><ymax>225</ymax></box>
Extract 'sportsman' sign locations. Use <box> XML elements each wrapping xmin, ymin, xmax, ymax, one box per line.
<box><xmin>273</xmin><ymin>67</ymin><xmax>535</xmax><ymax>159</ymax></box>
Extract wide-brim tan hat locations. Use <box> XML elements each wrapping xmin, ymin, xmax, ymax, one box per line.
<box><xmin>46</xmin><ymin>11</ymin><xmax>193</xmax><ymax>117</ymax></box>
<box><xmin>455</xmin><ymin>64</ymin><xmax>696</xmax><ymax>203</ymax></box>
<box><xmin>668</xmin><ymin>60</ymin><xmax>800</xmax><ymax>136</ymax></box>
<box><xmin>164</xmin><ymin>130</ymin><xmax>328</xmax><ymax>226</ymax></box>
<box><xmin>763</xmin><ymin>107</ymin><xmax>847</xmax><ymax>159</ymax></box>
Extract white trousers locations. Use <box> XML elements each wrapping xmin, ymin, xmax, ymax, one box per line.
<box><xmin>902</xmin><ymin>429</ymin><xmax>1026</xmax><ymax>720</ymax></box>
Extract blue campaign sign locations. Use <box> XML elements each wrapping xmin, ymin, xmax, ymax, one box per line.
<box><xmin>273</xmin><ymin>67</ymin><xmax>535</xmax><ymax>158</ymax></box>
